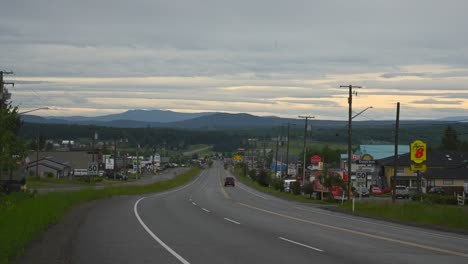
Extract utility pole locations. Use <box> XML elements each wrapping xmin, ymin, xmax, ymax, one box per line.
<box><xmin>274</xmin><ymin>136</ymin><xmax>279</xmax><ymax>178</ymax></box>
<box><xmin>340</xmin><ymin>84</ymin><xmax>361</xmax><ymax>200</ymax></box>
<box><xmin>392</xmin><ymin>102</ymin><xmax>400</xmax><ymax>203</ymax></box>
<box><xmin>113</xmin><ymin>139</ymin><xmax>117</xmax><ymax>180</ymax></box>
<box><xmin>285</xmin><ymin>123</ymin><xmax>292</xmax><ymax>179</ymax></box>
<box><xmin>36</xmin><ymin>134</ymin><xmax>39</xmax><ymax>178</ymax></box>
<box><xmin>0</xmin><ymin>71</ymin><xmax>14</xmax><ymax>108</ymax></box>
<box><xmin>136</xmin><ymin>144</ymin><xmax>140</xmax><ymax>179</ymax></box>
<box><xmin>299</xmin><ymin>115</ymin><xmax>314</xmax><ymax>186</ymax></box>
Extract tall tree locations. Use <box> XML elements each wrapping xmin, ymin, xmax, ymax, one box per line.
<box><xmin>0</xmin><ymin>103</ymin><xmax>27</xmax><ymax>179</ymax></box>
<box><xmin>441</xmin><ymin>126</ymin><xmax>460</xmax><ymax>150</ymax></box>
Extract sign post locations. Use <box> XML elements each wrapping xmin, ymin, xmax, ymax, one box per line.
<box><xmin>410</xmin><ymin>140</ymin><xmax>427</xmax><ymax>193</ymax></box>
<box><xmin>88</xmin><ymin>162</ymin><xmax>98</xmax><ymax>176</ymax></box>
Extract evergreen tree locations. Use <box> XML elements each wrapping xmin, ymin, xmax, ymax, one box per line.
<box><xmin>441</xmin><ymin>126</ymin><xmax>460</xmax><ymax>150</ymax></box>
<box><xmin>0</xmin><ymin>102</ymin><xmax>27</xmax><ymax>179</ymax></box>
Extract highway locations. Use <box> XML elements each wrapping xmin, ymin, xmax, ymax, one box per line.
<box><xmin>20</xmin><ymin>161</ymin><xmax>468</xmax><ymax>263</ymax></box>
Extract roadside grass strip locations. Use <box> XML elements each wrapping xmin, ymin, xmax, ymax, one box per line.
<box><xmin>232</xmin><ymin>168</ymin><xmax>324</xmax><ymax>204</ymax></box>
<box><xmin>0</xmin><ymin>167</ymin><xmax>200</xmax><ymax>264</ymax></box>
<box><xmin>340</xmin><ymin>200</ymin><xmax>468</xmax><ymax>231</ymax></box>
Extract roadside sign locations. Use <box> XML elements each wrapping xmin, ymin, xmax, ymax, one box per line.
<box><xmin>410</xmin><ymin>164</ymin><xmax>427</xmax><ymax>172</ymax></box>
<box><xmin>105</xmin><ymin>158</ymin><xmax>114</xmax><ymax>169</ymax></box>
<box><xmin>356</xmin><ymin>171</ymin><xmax>367</xmax><ymax>182</ymax></box>
<box><xmin>410</xmin><ymin>140</ymin><xmax>427</xmax><ymax>164</ymax></box>
<box><xmin>88</xmin><ymin>162</ymin><xmax>98</xmax><ymax>175</ymax></box>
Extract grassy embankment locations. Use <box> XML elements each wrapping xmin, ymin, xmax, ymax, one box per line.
<box><xmin>340</xmin><ymin>200</ymin><xmax>468</xmax><ymax>231</ymax></box>
<box><xmin>0</xmin><ymin>167</ymin><xmax>200</xmax><ymax>264</ymax></box>
<box><xmin>232</xmin><ymin>167</ymin><xmax>468</xmax><ymax>231</ymax></box>
<box><xmin>231</xmin><ymin>167</ymin><xmax>323</xmax><ymax>204</ymax></box>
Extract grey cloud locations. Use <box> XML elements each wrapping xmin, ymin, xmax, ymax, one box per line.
<box><xmin>381</xmin><ymin>72</ymin><xmax>426</xmax><ymax>79</ymax></box>
<box><xmin>411</xmin><ymin>99</ymin><xmax>463</xmax><ymax>105</ymax></box>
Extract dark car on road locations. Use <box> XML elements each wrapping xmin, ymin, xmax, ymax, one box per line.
<box><xmin>353</xmin><ymin>186</ymin><xmax>370</xmax><ymax>197</ymax></box>
<box><xmin>224</xmin><ymin>177</ymin><xmax>235</xmax><ymax>187</ymax></box>
<box><xmin>104</xmin><ymin>171</ymin><xmax>128</xmax><ymax>181</ymax></box>
<box><xmin>428</xmin><ymin>186</ymin><xmax>445</xmax><ymax>195</ymax></box>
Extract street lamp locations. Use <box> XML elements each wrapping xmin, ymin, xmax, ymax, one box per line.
<box><xmin>352</xmin><ymin>106</ymin><xmax>373</xmax><ymax>120</ymax></box>
<box><xmin>19</xmin><ymin>107</ymin><xmax>49</xmax><ymax>115</ymax></box>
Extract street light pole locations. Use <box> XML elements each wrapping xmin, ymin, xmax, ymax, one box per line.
<box><xmin>341</xmin><ymin>85</ymin><xmax>361</xmax><ymax>200</ymax></box>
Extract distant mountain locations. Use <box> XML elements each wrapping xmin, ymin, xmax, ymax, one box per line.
<box><xmin>21</xmin><ymin>110</ymin><xmax>460</xmax><ymax>130</ymax></box>
<box><xmin>438</xmin><ymin>116</ymin><xmax>468</xmax><ymax>122</ymax></box>
<box><xmin>42</xmin><ymin>109</ymin><xmax>212</xmax><ymax>123</ymax></box>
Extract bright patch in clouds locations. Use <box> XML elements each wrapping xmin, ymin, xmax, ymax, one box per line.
<box><xmin>3</xmin><ymin>0</ymin><xmax>468</xmax><ymax>120</ymax></box>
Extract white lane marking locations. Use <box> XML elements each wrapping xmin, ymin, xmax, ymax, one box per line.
<box><xmin>224</xmin><ymin>218</ymin><xmax>241</xmax><ymax>225</ymax></box>
<box><xmin>134</xmin><ymin>197</ymin><xmax>191</xmax><ymax>264</ymax></box>
<box><xmin>202</xmin><ymin>208</ymin><xmax>210</xmax><ymax>213</ymax></box>
<box><xmin>192</xmin><ymin>202</ymin><xmax>197</xmax><ymax>206</ymax></box>
<box><xmin>278</xmin><ymin>237</ymin><xmax>324</xmax><ymax>252</ymax></box>
<box><xmin>294</xmin><ymin>206</ymin><xmax>468</xmax><ymax>242</ymax></box>
<box><xmin>237</xmin><ymin>184</ymin><xmax>268</xmax><ymax>200</ymax></box>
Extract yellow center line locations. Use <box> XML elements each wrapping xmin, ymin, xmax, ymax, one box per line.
<box><xmin>238</xmin><ymin>202</ymin><xmax>468</xmax><ymax>257</ymax></box>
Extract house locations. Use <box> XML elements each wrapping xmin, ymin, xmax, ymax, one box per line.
<box><xmin>26</xmin><ymin>157</ymin><xmax>72</xmax><ymax>178</ymax></box>
<box><xmin>377</xmin><ymin>150</ymin><xmax>468</xmax><ymax>193</ymax></box>
<box><xmin>27</xmin><ymin>151</ymin><xmax>100</xmax><ymax>177</ymax></box>
<box><xmin>340</xmin><ymin>145</ymin><xmax>410</xmax><ymax>188</ymax></box>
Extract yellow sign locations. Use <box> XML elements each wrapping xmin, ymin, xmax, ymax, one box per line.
<box><xmin>233</xmin><ymin>154</ymin><xmax>242</xmax><ymax>161</ymax></box>
<box><xmin>410</xmin><ymin>140</ymin><xmax>427</xmax><ymax>164</ymax></box>
<box><xmin>411</xmin><ymin>164</ymin><xmax>427</xmax><ymax>172</ymax></box>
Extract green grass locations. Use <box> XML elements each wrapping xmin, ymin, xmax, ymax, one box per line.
<box><xmin>0</xmin><ymin>167</ymin><xmax>200</xmax><ymax>264</ymax></box>
<box><xmin>231</xmin><ymin>168</ymin><xmax>324</xmax><ymax>204</ymax></box>
<box><xmin>26</xmin><ymin>176</ymin><xmax>96</xmax><ymax>186</ymax></box>
<box><xmin>340</xmin><ymin>200</ymin><xmax>468</xmax><ymax>230</ymax></box>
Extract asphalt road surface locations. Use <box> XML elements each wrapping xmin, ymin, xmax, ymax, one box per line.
<box><xmin>19</xmin><ymin>161</ymin><xmax>468</xmax><ymax>264</ymax></box>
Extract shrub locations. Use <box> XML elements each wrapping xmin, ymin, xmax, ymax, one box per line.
<box><xmin>46</xmin><ymin>172</ymin><xmax>54</xmax><ymax>178</ymax></box>
<box><xmin>270</xmin><ymin>178</ymin><xmax>285</xmax><ymax>192</ymax></box>
<box><xmin>291</xmin><ymin>181</ymin><xmax>302</xmax><ymax>195</ymax></box>
<box><xmin>248</xmin><ymin>169</ymin><xmax>257</xmax><ymax>181</ymax></box>
<box><xmin>256</xmin><ymin>169</ymin><xmax>269</xmax><ymax>187</ymax></box>
<box><xmin>413</xmin><ymin>193</ymin><xmax>458</xmax><ymax>205</ymax></box>
<box><xmin>302</xmin><ymin>183</ymin><xmax>315</xmax><ymax>198</ymax></box>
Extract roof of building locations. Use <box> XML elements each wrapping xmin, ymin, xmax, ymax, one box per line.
<box><xmin>27</xmin><ymin>151</ymin><xmax>95</xmax><ymax>169</ymax></box>
<box><xmin>378</xmin><ymin>150</ymin><xmax>468</xmax><ymax>167</ymax></box>
<box><xmin>341</xmin><ymin>145</ymin><xmax>410</xmax><ymax>160</ymax></box>
<box><xmin>423</xmin><ymin>167</ymin><xmax>468</xmax><ymax>180</ymax></box>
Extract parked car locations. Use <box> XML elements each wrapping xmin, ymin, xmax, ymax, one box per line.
<box><xmin>353</xmin><ymin>186</ymin><xmax>370</xmax><ymax>197</ymax></box>
<box><xmin>105</xmin><ymin>171</ymin><xmax>128</xmax><ymax>181</ymax></box>
<box><xmin>395</xmin><ymin>185</ymin><xmax>409</xmax><ymax>199</ymax></box>
<box><xmin>370</xmin><ymin>186</ymin><xmax>383</xmax><ymax>195</ymax></box>
<box><xmin>408</xmin><ymin>187</ymin><xmax>418</xmax><ymax>198</ymax></box>
<box><xmin>428</xmin><ymin>186</ymin><xmax>445</xmax><ymax>195</ymax></box>
<box><xmin>224</xmin><ymin>176</ymin><xmax>235</xmax><ymax>187</ymax></box>
<box><xmin>381</xmin><ymin>187</ymin><xmax>392</xmax><ymax>194</ymax></box>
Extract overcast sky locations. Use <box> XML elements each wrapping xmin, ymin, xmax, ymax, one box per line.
<box><xmin>2</xmin><ymin>0</ymin><xmax>468</xmax><ymax>120</ymax></box>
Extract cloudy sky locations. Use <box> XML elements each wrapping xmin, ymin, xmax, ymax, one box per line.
<box><xmin>2</xmin><ymin>0</ymin><xmax>468</xmax><ymax>120</ymax></box>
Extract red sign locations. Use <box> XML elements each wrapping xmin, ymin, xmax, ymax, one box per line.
<box><xmin>342</xmin><ymin>171</ymin><xmax>349</xmax><ymax>181</ymax></box>
<box><xmin>311</xmin><ymin>155</ymin><xmax>322</xmax><ymax>163</ymax></box>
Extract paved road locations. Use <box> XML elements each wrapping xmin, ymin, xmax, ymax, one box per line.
<box><xmin>20</xmin><ymin>161</ymin><xmax>468</xmax><ymax>263</ymax></box>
